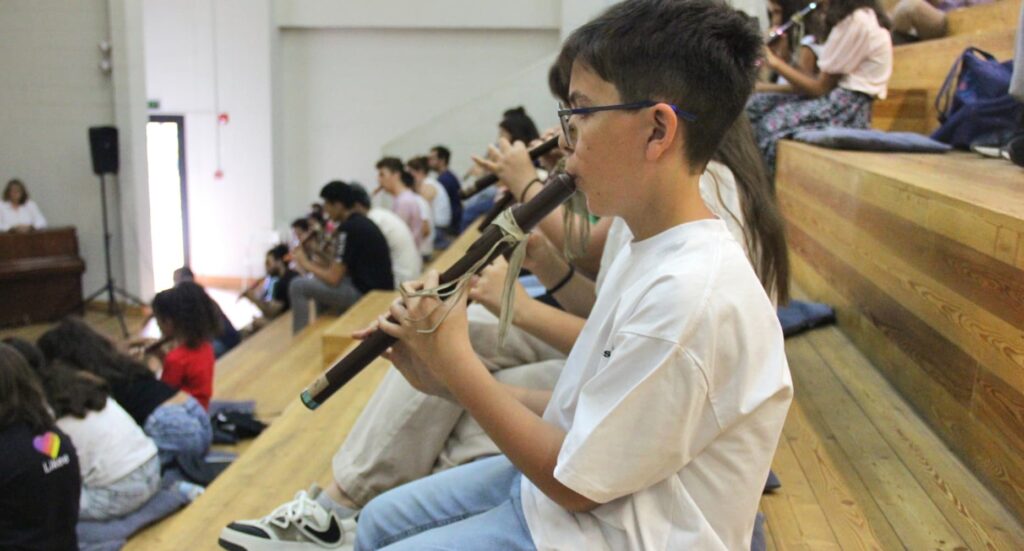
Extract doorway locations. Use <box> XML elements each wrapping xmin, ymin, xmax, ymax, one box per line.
<box><xmin>146</xmin><ymin>115</ymin><xmax>190</xmax><ymax>292</ymax></box>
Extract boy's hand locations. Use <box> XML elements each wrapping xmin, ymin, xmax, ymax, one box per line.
<box><xmin>520</xmin><ymin>231</ymin><xmax>565</xmax><ymax>279</ymax></box>
<box><xmin>468</xmin><ymin>256</ymin><xmax>529</xmax><ymax>319</ymax></box>
<box><xmin>471</xmin><ymin>138</ymin><xmax>538</xmax><ymax>199</ymax></box>
<box><xmin>376</xmin><ymin>270</ymin><xmax>477</xmax><ymax>398</ymax></box>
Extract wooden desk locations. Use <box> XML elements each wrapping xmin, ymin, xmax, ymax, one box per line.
<box><xmin>0</xmin><ymin>227</ymin><xmax>85</xmax><ymax>326</ymax></box>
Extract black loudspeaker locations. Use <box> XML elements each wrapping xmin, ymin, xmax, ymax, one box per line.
<box><xmin>88</xmin><ymin>126</ymin><xmax>119</xmax><ymax>175</ymax></box>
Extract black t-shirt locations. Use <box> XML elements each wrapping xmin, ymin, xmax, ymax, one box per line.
<box><xmin>272</xmin><ymin>269</ymin><xmax>300</xmax><ymax>310</ymax></box>
<box><xmin>110</xmin><ymin>377</ymin><xmax>178</xmax><ymax>426</ymax></box>
<box><xmin>0</xmin><ymin>423</ymin><xmax>80</xmax><ymax>550</ymax></box>
<box><xmin>335</xmin><ymin>213</ymin><xmax>394</xmax><ymax>293</ymax></box>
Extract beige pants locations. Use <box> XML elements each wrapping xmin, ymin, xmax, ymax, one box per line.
<box><xmin>890</xmin><ymin>0</ymin><xmax>948</xmax><ymax>40</ymax></box>
<box><xmin>332</xmin><ymin>304</ymin><xmax>565</xmax><ymax>506</ymax></box>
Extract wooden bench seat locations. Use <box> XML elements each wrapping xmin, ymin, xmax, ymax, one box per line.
<box><xmin>776</xmin><ymin>140</ymin><xmax>1024</xmax><ymax>523</ymax></box>
<box><xmin>872</xmin><ymin>4</ymin><xmax>1018</xmax><ymax>134</ymax></box>
<box><xmin>947</xmin><ymin>0</ymin><xmax>1022</xmax><ymax>37</ymax></box>
<box><xmin>763</xmin><ymin>319</ymin><xmax>1024</xmax><ymax>549</ymax></box>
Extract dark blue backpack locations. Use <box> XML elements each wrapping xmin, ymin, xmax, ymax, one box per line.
<box><xmin>931</xmin><ymin>47</ymin><xmax>1022</xmax><ymax>149</ymax></box>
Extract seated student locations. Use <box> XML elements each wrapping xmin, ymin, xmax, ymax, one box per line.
<box><xmin>758</xmin><ymin>0</ymin><xmax>823</xmax><ymax>92</ymax></box>
<box><xmin>460</xmin><ymin>107</ymin><xmax>543</xmax><ymax>230</ymax></box>
<box><xmin>172</xmin><ymin>267</ymin><xmax>242</xmax><ymax>357</ymax></box>
<box><xmin>30</xmin><ymin>357</ymin><xmax>160</xmax><ymax>521</ymax></box>
<box><xmin>401</xmin><ymin>171</ymin><xmax>435</xmax><ymax>262</ymax></box>
<box><xmin>350</xmin><ymin>184</ymin><xmax>423</xmax><ymax>287</ymax></box>
<box><xmin>353</xmin><ymin>2</ymin><xmax>791</xmax><ymax>548</ymax></box>
<box><xmin>219</xmin><ymin>3</ymin><xmax>791</xmax><ymax>546</ymax></box>
<box><xmin>34</xmin><ymin>319</ymin><xmax>212</xmax><ymax>464</ymax></box>
<box><xmin>152</xmin><ymin>282</ymin><xmax>222</xmax><ymax>410</ymax></box>
<box><xmin>427</xmin><ymin>145</ymin><xmax>463</xmax><ymax>236</ymax></box>
<box><xmin>0</xmin><ymin>178</ymin><xmax>47</xmax><ymax>233</ymax></box>
<box><xmin>376</xmin><ymin>157</ymin><xmax>426</xmax><ymax>252</ymax></box>
<box><xmin>747</xmin><ymin>0</ymin><xmax>892</xmax><ymax>174</ymax></box>
<box><xmin>242</xmin><ymin>244</ymin><xmax>300</xmax><ymax>331</ymax></box>
<box><xmin>407</xmin><ymin>156</ymin><xmax>452</xmax><ymax>250</ymax></box>
<box><xmin>0</xmin><ymin>343</ymin><xmax>81</xmax><ymax>551</ymax></box>
<box><xmin>290</xmin><ymin>181</ymin><xmax>395</xmax><ymax>334</ymax></box>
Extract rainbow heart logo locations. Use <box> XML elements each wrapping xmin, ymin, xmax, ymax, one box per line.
<box><xmin>33</xmin><ymin>432</ymin><xmax>61</xmax><ymax>459</ymax></box>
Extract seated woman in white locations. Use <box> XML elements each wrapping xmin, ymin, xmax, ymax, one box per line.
<box><xmin>1</xmin><ymin>179</ymin><xmax>47</xmax><ymax>232</ymax></box>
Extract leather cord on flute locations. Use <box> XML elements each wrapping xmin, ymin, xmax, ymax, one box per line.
<box><xmin>458</xmin><ymin>136</ymin><xmax>560</xmax><ymax>200</ymax></box>
<box><xmin>477</xmin><ymin>191</ymin><xmax>516</xmax><ymax>231</ymax></box>
<box><xmin>300</xmin><ymin>172</ymin><xmax>577</xmax><ymax>410</ymax></box>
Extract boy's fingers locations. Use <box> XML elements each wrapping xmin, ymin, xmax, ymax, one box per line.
<box><xmin>472</xmin><ymin>155</ymin><xmax>497</xmax><ymax>171</ymax></box>
<box><xmin>377</xmin><ymin>314</ymin><xmax>403</xmax><ymax>339</ymax></box>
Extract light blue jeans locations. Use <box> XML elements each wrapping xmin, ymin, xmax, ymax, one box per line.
<box><xmin>144</xmin><ymin>396</ymin><xmax>212</xmax><ymax>465</ymax></box>
<box><xmin>355</xmin><ymin>455</ymin><xmax>535</xmax><ymax>550</ymax></box>
<box><xmin>79</xmin><ymin>454</ymin><xmax>161</xmax><ymax>521</ymax></box>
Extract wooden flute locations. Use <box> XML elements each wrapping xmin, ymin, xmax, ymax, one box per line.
<box><xmin>458</xmin><ymin>136</ymin><xmax>560</xmax><ymax>200</ymax></box>
<box><xmin>300</xmin><ymin>172</ymin><xmax>577</xmax><ymax>410</ymax></box>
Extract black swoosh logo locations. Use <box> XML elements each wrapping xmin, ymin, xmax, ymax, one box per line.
<box><xmin>304</xmin><ymin>516</ymin><xmax>342</xmax><ymax>544</ymax></box>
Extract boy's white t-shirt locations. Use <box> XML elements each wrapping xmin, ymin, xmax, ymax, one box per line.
<box><xmin>521</xmin><ymin>219</ymin><xmax>793</xmax><ymax>550</ymax></box>
<box><xmin>57</xmin><ymin>398</ymin><xmax>158</xmax><ymax>487</ymax></box>
<box><xmin>366</xmin><ymin>208</ymin><xmax>423</xmax><ymax>287</ymax></box>
<box><xmin>597</xmin><ymin>161</ymin><xmax>747</xmax><ymax>294</ymax></box>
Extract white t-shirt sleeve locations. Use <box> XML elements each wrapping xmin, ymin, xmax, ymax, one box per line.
<box><xmin>28</xmin><ymin>200</ymin><xmax>47</xmax><ymax>228</ymax></box>
<box><xmin>554</xmin><ymin>331</ymin><xmax>712</xmax><ymax>504</ymax></box>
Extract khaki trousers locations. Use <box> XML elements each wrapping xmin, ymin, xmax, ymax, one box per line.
<box><xmin>332</xmin><ymin>304</ymin><xmax>565</xmax><ymax>506</ymax></box>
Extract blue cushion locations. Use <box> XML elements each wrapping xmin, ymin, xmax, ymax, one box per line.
<box><xmin>794</xmin><ymin>127</ymin><xmax>952</xmax><ymax>152</ymax></box>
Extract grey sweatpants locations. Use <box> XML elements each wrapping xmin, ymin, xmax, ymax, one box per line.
<box><xmin>289</xmin><ymin>275</ymin><xmax>362</xmax><ymax>334</ymax></box>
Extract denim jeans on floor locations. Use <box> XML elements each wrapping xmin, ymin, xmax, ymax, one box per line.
<box><xmin>144</xmin><ymin>397</ymin><xmax>212</xmax><ymax>465</ymax></box>
<box><xmin>79</xmin><ymin>455</ymin><xmax>162</xmax><ymax>521</ymax></box>
<box><xmin>355</xmin><ymin>455</ymin><xmax>535</xmax><ymax>551</ymax></box>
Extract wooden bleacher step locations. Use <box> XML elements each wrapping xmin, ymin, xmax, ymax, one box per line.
<box><xmin>872</xmin><ymin>0</ymin><xmax>1019</xmax><ymax>133</ymax></box>
<box><xmin>765</xmin><ymin>320</ymin><xmax>1024</xmax><ymax>549</ymax></box>
<box><xmin>776</xmin><ymin>140</ymin><xmax>1024</xmax><ymax>526</ymax></box>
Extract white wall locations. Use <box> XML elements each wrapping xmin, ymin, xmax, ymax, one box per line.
<box><xmin>382</xmin><ymin>55</ymin><xmax>559</xmax><ymax>176</ymax></box>
<box><xmin>0</xmin><ymin>0</ymin><xmax>124</xmax><ymax>298</ymax></box>
<box><xmin>143</xmin><ymin>0</ymin><xmax>275</xmax><ymax>283</ymax></box>
<box><xmin>275</xmin><ymin>25</ymin><xmax>560</xmax><ymax>228</ymax></box>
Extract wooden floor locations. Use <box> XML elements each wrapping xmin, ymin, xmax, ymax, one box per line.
<box><xmin>0</xmin><ymin>306</ymin><xmax>148</xmax><ymax>345</ymax></box>
<box><xmin>765</xmin><ymin>316</ymin><xmax>1024</xmax><ymax>550</ymax></box>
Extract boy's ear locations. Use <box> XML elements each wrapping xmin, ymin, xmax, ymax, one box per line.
<box><xmin>645</xmin><ymin>103</ymin><xmax>679</xmax><ymax>162</ymax></box>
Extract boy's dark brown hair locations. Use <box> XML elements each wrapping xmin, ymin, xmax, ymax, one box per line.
<box><xmin>152</xmin><ymin>281</ymin><xmax>223</xmax><ymax>349</ymax></box>
<box><xmin>555</xmin><ymin>0</ymin><xmax>762</xmax><ymax>172</ymax></box>
<box><xmin>0</xmin><ymin>343</ymin><xmax>55</xmax><ymax>433</ymax></box>
<box><xmin>375</xmin><ymin>157</ymin><xmax>404</xmax><ymax>174</ymax></box>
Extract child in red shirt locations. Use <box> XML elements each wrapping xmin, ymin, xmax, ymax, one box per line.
<box><xmin>152</xmin><ymin>281</ymin><xmax>222</xmax><ymax>409</ymax></box>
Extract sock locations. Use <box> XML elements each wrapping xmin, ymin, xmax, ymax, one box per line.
<box><xmin>316</xmin><ymin>490</ymin><xmax>358</xmax><ymax>519</ymax></box>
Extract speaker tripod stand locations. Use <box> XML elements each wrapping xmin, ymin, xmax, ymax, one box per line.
<box><xmin>82</xmin><ymin>173</ymin><xmax>145</xmax><ymax>338</ymax></box>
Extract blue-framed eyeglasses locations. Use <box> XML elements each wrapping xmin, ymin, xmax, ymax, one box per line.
<box><xmin>556</xmin><ymin>100</ymin><xmax>697</xmax><ymax>148</ymax></box>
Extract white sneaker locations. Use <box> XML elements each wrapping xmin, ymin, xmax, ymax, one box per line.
<box><xmin>218</xmin><ymin>485</ymin><xmax>356</xmax><ymax>550</ymax></box>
